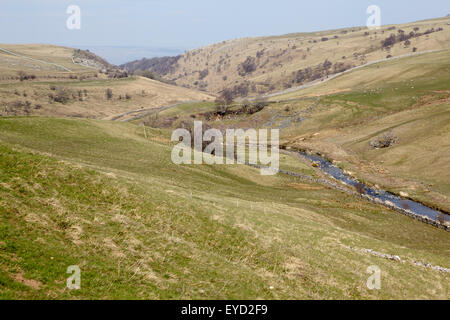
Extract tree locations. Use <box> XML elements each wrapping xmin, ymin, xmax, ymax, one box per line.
<box><xmin>215</xmin><ymin>89</ymin><xmax>234</xmax><ymax>112</ymax></box>
<box><xmin>17</xmin><ymin>71</ymin><xmax>26</xmax><ymax>82</ymax></box>
<box><xmin>53</xmin><ymin>87</ymin><xmax>71</xmax><ymax>104</ymax></box>
<box><xmin>237</xmin><ymin>56</ymin><xmax>257</xmax><ymax>76</ymax></box>
<box><xmin>381</xmin><ymin>34</ymin><xmax>396</xmax><ymax>48</ymax></box>
<box><xmin>106</xmin><ymin>88</ymin><xmax>113</xmax><ymax>100</ymax></box>
<box><xmin>199</xmin><ymin>69</ymin><xmax>209</xmax><ymax>80</ymax></box>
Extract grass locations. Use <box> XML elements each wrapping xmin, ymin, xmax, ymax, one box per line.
<box><xmin>0</xmin><ymin>117</ymin><xmax>449</xmax><ymax>299</ymax></box>
<box><xmin>145</xmin><ymin>17</ymin><xmax>450</xmax><ymax>95</ymax></box>
<box><xmin>0</xmin><ymin>44</ymin><xmax>214</xmax><ymax>120</ymax></box>
<box><xmin>132</xmin><ymin>49</ymin><xmax>450</xmax><ymax>213</ymax></box>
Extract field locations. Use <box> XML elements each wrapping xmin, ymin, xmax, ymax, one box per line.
<box><xmin>0</xmin><ymin>117</ymin><xmax>449</xmax><ymax>299</ymax></box>
<box><xmin>0</xmin><ymin>44</ymin><xmax>213</xmax><ymax>119</ymax></box>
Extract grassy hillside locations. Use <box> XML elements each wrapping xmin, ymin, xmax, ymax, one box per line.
<box><xmin>0</xmin><ymin>44</ymin><xmax>213</xmax><ymax>119</ymax></box>
<box><xmin>135</xmin><ymin>50</ymin><xmax>450</xmax><ymax>214</ymax></box>
<box><xmin>278</xmin><ymin>50</ymin><xmax>450</xmax><ymax>213</ymax></box>
<box><xmin>122</xmin><ymin>17</ymin><xmax>450</xmax><ymax>97</ymax></box>
<box><xmin>0</xmin><ymin>117</ymin><xmax>449</xmax><ymax>299</ymax></box>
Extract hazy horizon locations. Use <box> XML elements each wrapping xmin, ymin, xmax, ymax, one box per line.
<box><xmin>1</xmin><ymin>0</ymin><xmax>449</xmax><ymax>64</ymax></box>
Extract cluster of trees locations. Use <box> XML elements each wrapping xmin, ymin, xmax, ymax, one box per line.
<box><xmin>48</xmin><ymin>87</ymin><xmax>72</xmax><ymax>104</ymax></box>
<box><xmin>17</xmin><ymin>71</ymin><xmax>36</xmax><ymax>82</ymax></box>
<box><xmin>237</xmin><ymin>56</ymin><xmax>257</xmax><ymax>76</ymax></box>
<box><xmin>121</xmin><ymin>55</ymin><xmax>182</xmax><ymax>76</ymax></box>
<box><xmin>1</xmin><ymin>99</ymin><xmax>42</xmax><ymax>116</ymax></box>
<box><xmin>47</xmin><ymin>86</ymin><xmax>89</xmax><ymax>104</ymax></box>
<box><xmin>218</xmin><ymin>81</ymin><xmax>257</xmax><ymax>99</ymax></box>
<box><xmin>105</xmin><ymin>88</ymin><xmax>132</xmax><ymax>101</ymax></box>
<box><xmin>107</xmin><ymin>70</ymin><xmax>129</xmax><ymax>79</ymax></box>
<box><xmin>381</xmin><ymin>27</ymin><xmax>444</xmax><ymax>49</ymax></box>
<box><xmin>206</xmin><ymin>95</ymin><xmax>268</xmax><ymax>120</ymax></box>
<box><xmin>291</xmin><ymin>59</ymin><xmax>353</xmax><ymax>85</ymax></box>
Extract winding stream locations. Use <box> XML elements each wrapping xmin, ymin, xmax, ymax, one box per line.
<box><xmin>299</xmin><ymin>152</ymin><xmax>450</xmax><ymax>229</ymax></box>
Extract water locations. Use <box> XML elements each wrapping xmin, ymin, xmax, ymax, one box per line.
<box><xmin>300</xmin><ymin>152</ymin><xmax>450</xmax><ymax>226</ymax></box>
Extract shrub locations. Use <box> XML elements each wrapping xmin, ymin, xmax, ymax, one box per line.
<box><xmin>106</xmin><ymin>88</ymin><xmax>113</xmax><ymax>100</ymax></box>
<box><xmin>138</xmin><ymin>70</ymin><xmax>158</xmax><ymax>80</ymax></box>
<box><xmin>217</xmin><ymin>89</ymin><xmax>234</xmax><ymax>105</ymax></box>
<box><xmin>370</xmin><ymin>130</ymin><xmax>398</xmax><ymax>149</ymax></box>
<box><xmin>382</xmin><ymin>34</ymin><xmax>396</xmax><ymax>48</ymax></box>
<box><xmin>54</xmin><ymin>87</ymin><xmax>71</xmax><ymax>104</ymax></box>
<box><xmin>199</xmin><ymin>69</ymin><xmax>209</xmax><ymax>80</ymax></box>
<box><xmin>237</xmin><ymin>56</ymin><xmax>257</xmax><ymax>76</ymax></box>
<box><xmin>18</xmin><ymin>71</ymin><xmax>26</xmax><ymax>82</ymax></box>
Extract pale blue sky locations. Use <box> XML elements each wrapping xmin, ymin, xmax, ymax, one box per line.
<box><xmin>1</xmin><ymin>0</ymin><xmax>449</xmax><ymax>64</ymax></box>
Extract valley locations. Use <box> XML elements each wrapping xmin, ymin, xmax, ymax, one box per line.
<box><xmin>0</xmin><ymin>16</ymin><xmax>449</xmax><ymax>300</ymax></box>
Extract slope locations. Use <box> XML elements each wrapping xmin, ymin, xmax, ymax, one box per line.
<box><xmin>0</xmin><ymin>44</ymin><xmax>214</xmax><ymax>119</ymax></box>
<box><xmin>0</xmin><ymin>117</ymin><xmax>448</xmax><ymax>299</ymax></box>
<box><xmin>122</xmin><ymin>17</ymin><xmax>450</xmax><ymax>98</ymax></box>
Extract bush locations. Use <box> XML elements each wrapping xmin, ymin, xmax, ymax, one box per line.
<box><xmin>53</xmin><ymin>87</ymin><xmax>71</xmax><ymax>104</ymax></box>
<box><xmin>137</xmin><ymin>70</ymin><xmax>158</xmax><ymax>80</ymax></box>
<box><xmin>17</xmin><ymin>71</ymin><xmax>35</xmax><ymax>81</ymax></box>
<box><xmin>199</xmin><ymin>69</ymin><xmax>209</xmax><ymax>80</ymax></box>
<box><xmin>106</xmin><ymin>88</ymin><xmax>113</xmax><ymax>100</ymax></box>
<box><xmin>237</xmin><ymin>56</ymin><xmax>257</xmax><ymax>76</ymax></box>
<box><xmin>381</xmin><ymin>34</ymin><xmax>396</xmax><ymax>48</ymax></box>
<box><xmin>370</xmin><ymin>130</ymin><xmax>398</xmax><ymax>149</ymax></box>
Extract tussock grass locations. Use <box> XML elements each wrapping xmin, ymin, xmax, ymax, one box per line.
<box><xmin>0</xmin><ymin>117</ymin><xmax>448</xmax><ymax>299</ymax></box>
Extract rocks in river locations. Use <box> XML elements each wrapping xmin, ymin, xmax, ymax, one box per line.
<box><xmin>384</xmin><ymin>200</ymin><xmax>395</xmax><ymax>207</ymax></box>
<box><xmin>370</xmin><ymin>130</ymin><xmax>399</xmax><ymax>149</ymax></box>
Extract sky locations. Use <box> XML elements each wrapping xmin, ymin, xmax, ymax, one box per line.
<box><xmin>1</xmin><ymin>0</ymin><xmax>449</xmax><ymax>64</ymax></box>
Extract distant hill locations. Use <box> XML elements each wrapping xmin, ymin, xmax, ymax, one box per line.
<box><xmin>72</xmin><ymin>48</ymin><xmax>115</xmax><ymax>71</ymax></box>
<box><xmin>0</xmin><ymin>44</ymin><xmax>213</xmax><ymax>119</ymax></box>
<box><xmin>121</xmin><ymin>56</ymin><xmax>182</xmax><ymax>76</ymax></box>
<box><xmin>122</xmin><ymin>17</ymin><xmax>450</xmax><ymax>98</ymax></box>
